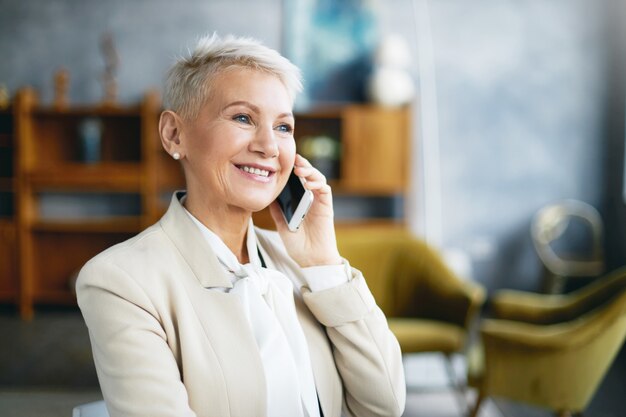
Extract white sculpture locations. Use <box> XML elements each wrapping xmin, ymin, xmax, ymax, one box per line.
<box><xmin>367</xmin><ymin>33</ymin><xmax>415</xmax><ymax>107</ymax></box>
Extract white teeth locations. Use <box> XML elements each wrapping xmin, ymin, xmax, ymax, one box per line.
<box><xmin>240</xmin><ymin>166</ymin><xmax>269</xmax><ymax>177</ymax></box>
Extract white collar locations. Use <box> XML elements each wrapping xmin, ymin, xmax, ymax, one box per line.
<box><xmin>182</xmin><ymin>207</ymin><xmax>262</xmax><ymax>272</ymax></box>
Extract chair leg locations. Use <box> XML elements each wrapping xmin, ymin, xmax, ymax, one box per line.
<box><xmin>556</xmin><ymin>412</ymin><xmax>585</xmax><ymax>417</ymax></box>
<box><xmin>443</xmin><ymin>353</ymin><xmax>471</xmax><ymax>415</ymax></box>
<box><xmin>469</xmin><ymin>391</ymin><xmax>484</xmax><ymax>417</ymax></box>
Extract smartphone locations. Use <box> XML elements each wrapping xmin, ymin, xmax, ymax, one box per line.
<box><xmin>276</xmin><ymin>171</ymin><xmax>314</xmax><ymax>232</ymax></box>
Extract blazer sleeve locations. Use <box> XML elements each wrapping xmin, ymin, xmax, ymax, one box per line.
<box><xmin>76</xmin><ymin>259</ymin><xmax>197</xmax><ymax>417</ymax></box>
<box><xmin>301</xmin><ymin>267</ymin><xmax>406</xmax><ymax>417</ymax></box>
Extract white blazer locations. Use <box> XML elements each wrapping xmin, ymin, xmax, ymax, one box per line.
<box><xmin>76</xmin><ymin>192</ymin><xmax>406</xmax><ymax>417</ymax></box>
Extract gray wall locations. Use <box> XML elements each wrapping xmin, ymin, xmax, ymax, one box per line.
<box><xmin>0</xmin><ymin>0</ymin><xmax>282</xmax><ymax>104</ymax></box>
<box><xmin>1</xmin><ymin>0</ymin><xmax>624</xmax><ymax>292</ymax></box>
<box><xmin>378</xmin><ymin>0</ymin><xmax>625</xmax><ymax>291</ymax></box>
<box><xmin>602</xmin><ymin>0</ymin><xmax>626</xmax><ymax>273</ymax></box>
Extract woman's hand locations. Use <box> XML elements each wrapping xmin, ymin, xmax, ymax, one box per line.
<box><xmin>269</xmin><ymin>154</ymin><xmax>342</xmax><ymax>267</ymax></box>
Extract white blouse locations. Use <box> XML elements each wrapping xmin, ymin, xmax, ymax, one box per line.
<box><xmin>183</xmin><ymin>208</ymin><xmax>348</xmax><ymax>417</ymax></box>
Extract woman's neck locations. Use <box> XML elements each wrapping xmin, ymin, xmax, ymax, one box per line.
<box><xmin>183</xmin><ymin>193</ymin><xmax>250</xmax><ymax>264</ymax></box>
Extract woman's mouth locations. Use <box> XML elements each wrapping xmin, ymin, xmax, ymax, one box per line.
<box><xmin>236</xmin><ymin>165</ymin><xmax>272</xmax><ymax>177</ymax></box>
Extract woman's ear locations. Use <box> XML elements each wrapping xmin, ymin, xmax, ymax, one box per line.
<box><xmin>159</xmin><ymin>110</ymin><xmax>184</xmax><ymax>159</ymax></box>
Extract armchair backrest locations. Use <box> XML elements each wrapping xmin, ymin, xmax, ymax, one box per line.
<box><xmin>392</xmin><ymin>239</ymin><xmax>474</xmax><ymax>326</ymax></box>
<box><xmin>336</xmin><ymin>228</ymin><xmax>409</xmax><ymax>315</ymax></box>
<box><xmin>336</xmin><ymin>227</ymin><xmax>475</xmax><ymax>325</ymax></box>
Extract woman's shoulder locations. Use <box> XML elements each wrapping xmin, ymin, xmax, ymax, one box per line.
<box><xmin>75</xmin><ymin>222</ymin><xmax>182</xmax><ymax>322</ymax></box>
<box><xmin>90</xmin><ymin>223</ymin><xmax>166</xmax><ymax>263</ymax></box>
<box><xmin>78</xmin><ymin>222</ymin><xmax>174</xmax><ymax>287</ymax></box>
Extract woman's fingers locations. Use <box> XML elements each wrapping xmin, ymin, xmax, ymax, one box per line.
<box><xmin>294</xmin><ymin>156</ymin><xmax>327</xmax><ymax>182</ymax></box>
<box><xmin>294</xmin><ymin>166</ymin><xmax>326</xmax><ymax>183</ymax></box>
<box><xmin>294</xmin><ymin>165</ymin><xmax>331</xmax><ymax>196</ymax></box>
<box><xmin>295</xmin><ymin>153</ymin><xmax>312</xmax><ymax>167</ymax></box>
<box><xmin>302</xmin><ymin>181</ymin><xmax>332</xmax><ymax>194</ymax></box>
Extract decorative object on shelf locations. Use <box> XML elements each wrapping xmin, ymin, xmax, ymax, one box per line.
<box><xmin>53</xmin><ymin>68</ymin><xmax>70</xmax><ymax>109</ymax></box>
<box><xmin>299</xmin><ymin>135</ymin><xmax>340</xmax><ymax>180</ymax></box>
<box><xmin>100</xmin><ymin>32</ymin><xmax>119</xmax><ymax>106</ymax></box>
<box><xmin>0</xmin><ymin>83</ymin><xmax>9</xmax><ymax>109</ymax></box>
<box><xmin>367</xmin><ymin>33</ymin><xmax>415</xmax><ymax>107</ymax></box>
<box><xmin>78</xmin><ymin>117</ymin><xmax>103</xmax><ymax>163</ymax></box>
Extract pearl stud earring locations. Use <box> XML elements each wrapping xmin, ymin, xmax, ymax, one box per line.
<box><xmin>172</xmin><ymin>152</ymin><xmax>181</xmax><ymax>160</ymax></box>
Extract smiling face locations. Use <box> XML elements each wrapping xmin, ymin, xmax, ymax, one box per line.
<box><xmin>179</xmin><ymin>67</ymin><xmax>296</xmax><ymax>216</ymax></box>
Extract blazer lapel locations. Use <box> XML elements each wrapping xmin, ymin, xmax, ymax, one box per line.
<box><xmin>160</xmin><ymin>192</ymin><xmax>267</xmax><ymax>416</ymax></box>
<box><xmin>159</xmin><ymin>191</ymin><xmax>233</xmax><ymax>289</ymax></box>
<box><xmin>178</xmin><ymin>276</ymin><xmax>268</xmax><ymax>417</ymax></box>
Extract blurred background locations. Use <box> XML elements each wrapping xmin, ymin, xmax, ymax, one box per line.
<box><xmin>0</xmin><ymin>0</ymin><xmax>625</xmax><ymax>416</ymax></box>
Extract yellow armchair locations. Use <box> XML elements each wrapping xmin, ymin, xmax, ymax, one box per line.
<box><xmin>336</xmin><ymin>227</ymin><xmax>485</xmax><ymax>365</ymax></box>
<box><xmin>469</xmin><ymin>267</ymin><xmax>626</xmax><ymax>417</ymax></box>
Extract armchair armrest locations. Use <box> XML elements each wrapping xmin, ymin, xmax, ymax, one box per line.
<box><xmin>492</xmin><ymin>267</ymin><xmax>626</xmax><ymax>324</ymax></box>
<box><xmin>481</xmin><ymin>318</ymin><xmax>586</xmax><ymax>350</ymax></box>
<box><xmin>490</xmin><ymin>290</ymin><xmax>569</xmax><ymax>324</ymax></box>
<box><xmin>482</xmin><ymin>289</ymin><xmax>626</xmax><ymax>350</ymax></box>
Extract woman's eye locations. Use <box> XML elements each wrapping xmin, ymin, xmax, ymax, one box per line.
<box><xmin>233</xmin><ymin>114</ymin><xmax>251</xmax><ymax>124</ymax></box>
<box><xmin>276</xmin><ymin>123</ymin><xmax>293</xmax><ymax>133</ymax></box>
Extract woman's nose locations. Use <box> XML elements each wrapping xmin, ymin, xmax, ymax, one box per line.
<box><xmin>250</xmin><ymin>125</ymin><xmax>278</xmax><ymax>157</ymax></box>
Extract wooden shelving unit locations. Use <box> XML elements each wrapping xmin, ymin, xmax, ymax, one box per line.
<box><xmin>5</xmin><ymin>90</ymin><xmax>410</xmax><ymax>318</ymax></box>
<box><xmin>27</xmin><ymin>163</ymin><xmax>142</xmax><ymax>191</ymax></box>
<box><xmin>297</xmin><ymin>105</ymin><xmax>409</xmax><ymax>192</ymax></box>
<box><xmin>0</xmin><ymin>103</ymin><xmax>19</xmax><ymax>304</ymax></box>
<box><xmin>14</xmin><ymin>88</ymin><xmax>160</xmax><ymax>319</ymax></box>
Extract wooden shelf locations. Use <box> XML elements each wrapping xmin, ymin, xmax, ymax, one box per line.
<box><xmin>335</xmin><ymin>219</ymin><xmax>406</xmax><ymax>229</ymax></box>
<box><xmin>33</xmin><ymin>106</ymin><xmax>141</xmax><ymax>118</ymax></box>
<box><xmin>27</xmin><ymin>162</ymin><xmax>141</xmax><ymax>191</ymax></box>
<box><xmin>34</xmin><ymin>290</ymin><xmax>76</xmax><ymax>305</ymax></box>
<box><xmin>0</xmin><ymin>177</ymin><xmax>14</xmax><ymax>191</ymax></box>
<box><xmin>295</xmin><ymin>105</ymin><xmax>348</xmax><ymax>119</ymax></box>
<box><xmin>0</xmin><ymin>133</ymin><xmax>12</xmax><ymax>147</ymax></box>
<box><xmin>0</xmin><ymin>218</ymin><xmax>15</xmax><ymax>226</ymax></box>
<box><xmin>0</xmin><ymin>219</ymin><xmax>17</xmax><ymax>303</ymax></box>
<box><xmin>0</xmin><ymin>291</ymin><xmax>17</xmax><ymax>302</ymax></box>
<box><xmin>0</xmin><ymin>103</ymin><xmax>17</xmax><ymax>306</ymax></box>
<box><xmin>251</xmin><ymin>208</ymin><xmax>406</xmax><ymax>231</ymax></box>
<box><xmin>31</xmin><ymin>216</ymin><xmax>142</xmax><ymax>233</ymax></box>
<box><xmin>329</xmin><ymin>181</ymin><xmax>405</xmax><ymax>196</ymax></box>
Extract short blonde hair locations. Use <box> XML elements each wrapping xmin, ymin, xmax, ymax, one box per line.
<box><xmin>165</xmin><ymin>33</ymin><xmax>303</xmax><ymax>120</ymax></box>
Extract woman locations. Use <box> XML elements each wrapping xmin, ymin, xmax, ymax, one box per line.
<box><xmin>77</xmin><ymin>33</ymin><xmax>405</xmax><ymax>417</ymax></box>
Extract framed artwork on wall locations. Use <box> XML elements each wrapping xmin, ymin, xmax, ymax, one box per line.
<box><xmin>282</xmin><ymin>0</ymin><xmax>379</xmax><ymax>110</ymax></box>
